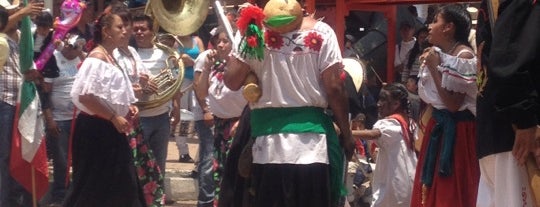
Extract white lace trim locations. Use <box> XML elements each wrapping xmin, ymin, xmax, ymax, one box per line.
<box><xmin>71</xmin><ymin>58</ymin><xmax>137</xmax><ymax>115</ymax></box>
<box><xmin>434</xmin><ymin>47</ymin><xmax>477</xmax><ymax>96</ymax></box>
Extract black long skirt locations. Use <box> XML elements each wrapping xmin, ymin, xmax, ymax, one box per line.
<box><xmin>251</xmin><ymin>163</ymin><xmax>331</xmax><ymax>207</ymax></box>
<box><xmin>63</xmin><ymin>113</ymin><xmax>146</xmax><ymax>207</ymax></box>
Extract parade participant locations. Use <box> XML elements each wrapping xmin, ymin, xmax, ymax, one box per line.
<box><xmin>410</xmin><ymin>4</ymin><xmax>479</xmax><ymax>207</ymax></box>
<box><xmin>475</xmin><ymin>0</ymin><xmax>540</xmax><ymax>206</ymax></box>
<box><xmin>352</xmin><ymin>83</ymin><xmax>418</xmax><ymax>207</ymax></box>
<box><xmin>224</xmin><ymin>1</ymin><xmax>354</xmax><ymax>206</ymax></box>
<box><xmin>194</xmin><ymin>26</ymin><xmax>247</xmax><ymax>207</ymax></box>
<box><xmin>64</xmin><ymin>9</ymin><xmax>146</xmax><ymax>207</ymax></box>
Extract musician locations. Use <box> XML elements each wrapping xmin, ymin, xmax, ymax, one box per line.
<box><xmin>476</xmin><ymin>0</ymin><xmax>540</xmax><ymax>206</ymax></box>
<box><xmin>132</xmin><ymin>14</ymin><xmax>177</xmax><ymax>197</ymax></box>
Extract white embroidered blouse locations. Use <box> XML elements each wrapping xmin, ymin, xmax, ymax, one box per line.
<box><xmin>418</xmin><ymin>47</ymin><xmax>477</xmax><ymax>115</ymax></box>
<box><xmin>70</xmin><ymin>58</ymin><xmax>137</xmax><ymax>117</ymax></box>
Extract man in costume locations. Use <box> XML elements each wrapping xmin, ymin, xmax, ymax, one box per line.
<box><xmin>476</xmin><ymin>0</ymin><xmax>540</xmax><ymax>206</ymax></box>
<box><xmin>223</xmin><ymin>0</ymin><xmax>354</xmax><ymax>206</ymax></box>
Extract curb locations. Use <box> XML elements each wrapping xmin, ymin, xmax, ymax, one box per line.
<box><xmin>164</xmin><ymin>170</ymin><xmax>198</xmax><ymax>201</ymax></box>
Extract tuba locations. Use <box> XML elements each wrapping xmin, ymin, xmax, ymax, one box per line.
<box><xmin>136</xmin><ymin>0</ymin><xmax>209</xmax><ymax>109</ymax></box>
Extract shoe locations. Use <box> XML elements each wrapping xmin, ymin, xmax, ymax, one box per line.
<box><xmin>47</xmin><ymin>202</ymin><xmax>63</xmax><ymax>207</ymax></box>
<box><xmin>164</xmin><ymin>199</ymin><xmax>175</xmax><ymax>205</ymax></box>
<box><xmin>178</xmin><ymin>154</ymin><xmax>195</xmax><ymax>163</ymax></box>
<box><xmin>179</xmin><ymin>170</ymin><xmax>198</xmax><ymax>178</ymax></box>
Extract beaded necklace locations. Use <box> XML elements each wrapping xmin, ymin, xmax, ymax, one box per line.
<box><xmin>211</xmin><ymin>59</ymin><xmax>226</xmax><ymax>95</ymax></box>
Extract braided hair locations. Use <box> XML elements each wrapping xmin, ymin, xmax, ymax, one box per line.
<box><xmin>382</xmin><ymin>83</ymin><xmax>411</xmax><ymax>118</ymax></box>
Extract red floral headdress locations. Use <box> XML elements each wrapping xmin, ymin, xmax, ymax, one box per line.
<box><xmin>236</xmin><ymin>5</ymin><xmax>265</xmax><ymax>60</ymax></box>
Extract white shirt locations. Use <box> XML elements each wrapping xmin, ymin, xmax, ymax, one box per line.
<box><xmin>45</xmin><ymin>51</ymin><xmax>81</xmax><ymax>121</ymax></box>
<box><xmin>371</xmin><ymin>118</ymin><xmax>418</xmax><ymax>207</ymax></box>
<box><xmin>194</xmin><ymin>50</ymin><xmax>246</xmax><ymax>119</ymax></box>
<box><xmin>418</xmin><ymin>47</ymin><xmax>477</xmax><ymax>115</ymax></box>
<box><xmin>234</xmin><ymin>21</ymin><xmax>342</xmax><ymax>164</ymax></box>
<box><xmin>71</xmin><ymin>58</ymin><xmax>137</xmax><ymax>117</ymax></box>
<box><xmin>136</xmin><ymin>46</ymin><xmax>172</xmax><ymax>117</ymax></box>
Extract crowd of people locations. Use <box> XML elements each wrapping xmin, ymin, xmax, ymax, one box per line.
<box><xmin>0</xmin><ymin>0</ymin><xmax>539</xmax><ymax>207</ymax></box>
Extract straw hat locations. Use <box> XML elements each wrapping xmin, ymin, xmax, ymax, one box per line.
<box><xmin>467</xmin><ymin>7</ymin><xmax>478</xmax><ymax>25</ymax></box>
<box><xmin>0</xmin><ymin>0</ymin><xmax>19</xmax><ymax>10</ymax></box>
<box><xmin>263</xmin><ymin>0</ymin><xmax>303</xmax><ymax>34</ymax></box>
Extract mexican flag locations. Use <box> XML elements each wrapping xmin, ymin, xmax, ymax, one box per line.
<box><xmin>9</xmin><ymin>0</ymin><xmax>49</xmax><ymax>200</ymax></box>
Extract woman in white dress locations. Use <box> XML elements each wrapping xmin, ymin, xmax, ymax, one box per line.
<box><xmin>64</xmin><ymin>10</ymin><xmax>145</xmax><ymax>207</ymax></box>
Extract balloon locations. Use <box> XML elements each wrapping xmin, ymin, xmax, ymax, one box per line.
<box><xmin>35</xmin><ymin>0</ymin><xmax>86</xmax><ymax>71</ymax></box>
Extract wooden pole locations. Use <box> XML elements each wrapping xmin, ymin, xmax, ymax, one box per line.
<box><xmin>31</xmin><ymin>167</ymin><xmax>37</xmax><ymax>207</ymax></box>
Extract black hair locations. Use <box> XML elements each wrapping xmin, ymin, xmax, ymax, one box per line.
<box><xmin>34</xmin><ymin>11</ymin><xmax>53</xmax><ymax>28</ymax></box>
<box><xmin>382</xmin><ymin>83</ymin><xmax>410</xmax><ymax>116</ymax></box>
<box><xmin>438</xmin><ymin>4</ymin><xmax>472</xmax><ymax>47</ymax></box>
<box><xmin>133</xmin><ymin>14</ymin><xmax>153</xmax><ymax>31</ymax></box>
<box><xmin>0</xmin><ymin>6</ymin><xmax>7</xmax><ymax>32</ymax></box>
<box><xmin>110</xmin><ymin>1</ymin><xmax>132</xmax><ymax>24</ymax></box>
<box><xmin>407</xmin><ymin>75</ymin><xmax>419</xmax><ymax>84</ymax></box>
<box><xmin>209</xmin><ymin>26</ymin><xmax>230</xmax><ymax>46</ymax></box>
<box><xmin>352</xmin><ymin>113</ymin><xmax>366</xmax><ymax>123</ymax></box>
<box><xmin>407</xmin><ymin>5</ymin><xmax>418</xmax><ymax>17</ymax></box>
<box><xmin>93</xmin><ymin>9</ymin><xmax>118</xmax><ymax>45</ymax></box>
<box><xmin>407</xmin><ymin>27</ymin><xmax>429</xmax><ymax>70</ymax></box>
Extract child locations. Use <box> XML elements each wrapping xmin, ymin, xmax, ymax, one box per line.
<box><xmin>352</xmin><ymin>83</ymin><xmax>418</xmax><ymax>207</ymax></box>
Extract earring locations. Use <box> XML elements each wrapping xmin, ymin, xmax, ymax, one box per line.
<box><xmin>108</xmin><ymin>35</ymin><xmax>112</xmax><ymax>39</ymax></box>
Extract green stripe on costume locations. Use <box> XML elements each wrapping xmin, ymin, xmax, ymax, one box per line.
<box><xmin>251</xmin><ymin>107</ymin><xmax>346</xmax><ymax>206</ymax></box>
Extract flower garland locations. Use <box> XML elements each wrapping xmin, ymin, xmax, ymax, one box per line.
<box><xmin>236</xmin><ymin>5</ymin><xmax>265</xmax><ymax>61</ymax></box>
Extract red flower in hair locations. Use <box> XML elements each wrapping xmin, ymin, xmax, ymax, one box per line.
<box><xmin>236</xmin><ymin>6</ymin><xmax>265</xmax><ymax>35</ymax></box>
<box><xmin>265</xmin><ymin>30</ymin><xmax>283</xmax><ymax>50</ymax></box>
<box><xmin>247</xmin><ymin>36</ymin><xmax>258</xmax><ymax>47</ymax></box>
<box><xmin>304</xmin><ymin>32</ymin><xmax>323</xmax><ymax>52</ymax></box>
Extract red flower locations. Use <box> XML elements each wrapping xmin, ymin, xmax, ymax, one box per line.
<box><xmin>137</xmin><ymin>166</ymin><xmax>145</xmax><ymax>178</ymax></box>
<box><xmin>237</xmin><ymin>6</ymin><xmax>265</xmax><ymax>35</ymax></box>
<box><xmin>265</xmin><ymin>30</ymin><xmax>283</xmax><ymax>50</ymax></box>
<box><xmin>304</xmin><ymin>32</ymin><xmax>323</xmax><ymax>51</ymax></box>
<box><xmin>140</xmin><ymin>145</ymin><xmax>148</xmax><ymax>153</ymax></box>
<box><xmin>144</xmin><ymin>194</ymin><xmax>154</xmax><ymax>205</ymax></box>
<box><xmin>144</xmin><ymin>181</ymin><xmax>159</xmax><ymax>194</ymax></box>
<box><xmin>129</xmin><ymin>138</ymin><xmax>137</xmax><ymax>149</ymax></box>
<box><xmin>247</xmin><ymin>36</ymin><xmax>258</xmax><ymax>47</ymax></box>
<box><xmin>146</xmin><ymin>160</ymin><xmax>156</xmax><ymax>168</ymax></box>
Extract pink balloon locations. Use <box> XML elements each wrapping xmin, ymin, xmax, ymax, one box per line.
<box><xmin>35</xmin><ymin>0</ymin><xmax>85</xmax><ymax>71</ymax></box>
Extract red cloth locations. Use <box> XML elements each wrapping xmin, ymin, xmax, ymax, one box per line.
<box><xmin>410</xmin><ymin>118</ymin><xmax>479</xmax><ymax>207</ymax></box>
<box><xmin>9</xmin><ymin>104</ymin><xmax>49</xmax><ymax>200</ymax></box>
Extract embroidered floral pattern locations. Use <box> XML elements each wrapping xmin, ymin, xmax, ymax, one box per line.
<box><xmin>129</xmin><ymin>122</ymin><xmax>165</xmax><ymax>207</ymax></box>
<box><xmin>304</xmin><ymin>32</ymin><xmax>323</xmax><ymax>51</ymax></box>
<box><xmin>265</xmin><ymin>30</ymin><xmax>284</xmax><ymax>50</ymax></box>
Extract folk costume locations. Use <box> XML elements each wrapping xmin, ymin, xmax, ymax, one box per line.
<box><xmin>475</xmin><ymin>0</ymin><xmax>540</xmax><ymax>206</ymax></box>
<box><xmin>370</xmin><ymin>116</ymin><xmax>418</xmax><ymax>207</ymax></box>
<box><xmin>410</xmin><ymin>47</ymin><xmax>479</xmax><ymax>207</ymax></box>
<box><xmin>195</xmin><ymin>49</ymin><xmax>247</xmax><ymax>206</ymax></box>
<box><xmin>231</xmin><ymin>1</ymin><xmax>346</xmax><ymax>206</ymax></box>
<box><xmin>66</xmin><ymin>56</ymin><xmax>146</xmax><ymax>207</ymax></box>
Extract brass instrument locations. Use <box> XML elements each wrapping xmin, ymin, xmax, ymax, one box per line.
<box><xmin>136</xmin><ymin>34</ymin><xmax>186</xmax><ymax>109</ymax></box>
<box><xmin>136</xmin><ymin>0</ymin><xmax>209</xmax><ymax>109</ymax></box>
